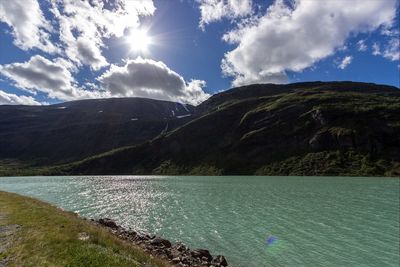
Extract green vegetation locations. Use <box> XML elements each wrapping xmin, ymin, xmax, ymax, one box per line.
<box><xmin>1</xmin><ymin>81</ymin><xmax>399</xmax><ymax>177</ymax></box>
<box><xmin>152</xmin><ymin>161</ymin><xmax>223</xmax><ymax>175</ymax></box>
<box><xmin>0</xmin><ymin>191</ymin><xmax>170</xmax><ymax>267</ymax></box>
<box><xmin>0</xmin><ymin>160</ymin><xmax>69</xmax><ymax>177</ymax></box>
<box><xmin>0</xmin><ymin>98</ymin><xmax>194</xmax><ymax>165</ymax></box>
<box><xmin>255</xmin><ymin>151</ymin><xmax>400</xmax><ymax>176</ymax></box>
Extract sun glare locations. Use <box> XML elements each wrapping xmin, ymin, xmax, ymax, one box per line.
<box><xmin>127</xmin><ymin>29</ymin><xmax>152</xmax><ymax>53</ymax></box>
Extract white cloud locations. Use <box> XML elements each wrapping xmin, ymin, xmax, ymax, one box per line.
<box><xmin>0</xmin><ymin>90</ymin><xmax>41</xmax><ymax>105</ymax></box>
<box><xmin>50</xmin><ymin>0</ymin><xmax>156</xmax><ymax>70</ymax></box>
<box><xmin>221</xmin><ymin>0</ymin><xmax>398</xmax><ymax>86</ymax></box>
<box><xmin>197</xmin><ymin>0</ymin><xmax>253</xmax><ymax>29</ymax></box>
<box><xmin>371</xmin><ymin>28</ymin><xmax>399</xmax><ymax>61</ymax></box>
<box><xmin>0</xmin><ymin>55</ymin><xmax>208</xmax><ymax>105</ymax></box>
<box><xmin>383</xmin><ymin>38</ymin><xmax>400</xmax><ymax>61</ymax></box>
<box><xmin>1</xmin><ymin>0</ymin><xmax>157</xmax><ymax>71</ymax></box>
<box><xmin>357</xmin><ymin>39</ymin><xmax>367</xmax><ymax>52</ymax></box>
<box><xmin>0</xmin><ymin>55</ymin><xmax>103</xmax><ymax>101</ymax></box>
<box><xmin>372</xmin><ymin>43</ymin><xmax>381</xmax><ymax>56</ymax></box>
<box><xmin>338</xmin><ymin>56</ymin><xmax>353</xmax><ymax>70</ymax></box>
<box><xmin>75</xmin><ymin>37</ymin><xmax>108</xmax><ymax>70</ymax></box>
<box><xmin>98</xmin><ymin>57</ymin><xmax>210</xmax><ymax>105</ymax></box>
<box><xmin>0</xmin><ymin>0</ymin><xmax>210</xmax><ymax>105</ymax></box>
<box><xmin>0</xmin><ymin>0</ymin><xmax>58</xmax><ymax>53</ymax></box>
<box><xmin>185</xmin><ymin>79</ymin><xmax>211</xmax><ymax>105</ymax></box>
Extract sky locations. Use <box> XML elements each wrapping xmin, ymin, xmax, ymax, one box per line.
<box><xmin>0</xmin><ymin>0</ymin><xmax>399</xmax><ymax>106</ymax></box>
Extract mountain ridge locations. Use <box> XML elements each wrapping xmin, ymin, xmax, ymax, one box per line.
<box><xmin>0</xmin><ymin>97</ymin><xmax>194</xmax><ymax>165</ymax></box>
<box><xmin>1</xmin><ymin>81</ymin><xmax>399</xmax><ymax>176</ymax></box>
<box><xmin>15</xmin><ymin>81</ymin><xmax>399</xmax><ymax>176</ymax></box>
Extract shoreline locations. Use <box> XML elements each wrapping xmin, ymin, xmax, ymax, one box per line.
<box><xmin>91</xmin><ymin>218</ymin><xmax>229</xmax><ymax>267</ymax></box>
<box><xmin>0</xmin><ymin>190</ymin><xmax>229</xmax><ymax>267</ymax></box>
<box><xmin>0</xmin><ymin>191</ymin><xmax>169</xmax><ymax>267</ymax></box>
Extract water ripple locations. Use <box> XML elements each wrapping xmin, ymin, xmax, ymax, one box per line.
<box><xmin>0</xmin><ymin>176</ymin><xmax>399</xmax><ymax>267</ymax></box>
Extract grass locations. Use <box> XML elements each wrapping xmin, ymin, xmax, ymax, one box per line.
<box><xmin>0</xmin><ymin>191</ymin><xmax>171</xmax><ymax>267</ymax></box>
<box><xmin>1</xmin><ymin>82</ymin><xmax>399</xmax><ymax>177</ymax></box>
<box><xmin>255</xmin><ymin>151</ymin><xmax>400</xmax><ymax>176</ymax></box>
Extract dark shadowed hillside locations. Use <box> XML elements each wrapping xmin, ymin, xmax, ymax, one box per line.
<box><xmin>55</xmin><ymin>81</ymin><xmax>400</xmax><ymax>177</ymax></box>
<box><xmin>0</xmin><ymin>98</ymin><xmax>193</xmax><ymax>165</ymax></box>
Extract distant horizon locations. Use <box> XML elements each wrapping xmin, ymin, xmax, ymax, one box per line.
<box><xmin>1</xmin><ymin>80</ymin><xmax>399</xmax><ymax>107</ymax></box>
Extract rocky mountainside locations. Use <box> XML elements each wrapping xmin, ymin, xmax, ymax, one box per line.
<box><xmin>0</xmin><ymin>97</ymin><xmax>193</xmax><ymax>165</ymax></box>
<box><xmin>58</xmin><ymin>81</ymin><xmax>400</xmax><ymax>177</ymax></box>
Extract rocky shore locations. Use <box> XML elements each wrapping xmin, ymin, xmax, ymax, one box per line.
<box><xmin>92</xmin><ymin>218</ymin><xmax>229</xmax><ymax>267</ymax></box>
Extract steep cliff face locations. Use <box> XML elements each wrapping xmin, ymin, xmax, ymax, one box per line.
<box><xmin>61</xmin><ymin>81</ymin><xmax>400</xmax><ymax>176</ymax></box>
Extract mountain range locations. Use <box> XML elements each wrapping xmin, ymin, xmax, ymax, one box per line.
<box><xmin>0</xmin><ymin>98</ymin><xmax>193</xmax><ymax>164</ymax></box>
<box><xmin>1</xmin><ymin>81</ymin><xmax>399</xmax><ymax>176</ymax></box>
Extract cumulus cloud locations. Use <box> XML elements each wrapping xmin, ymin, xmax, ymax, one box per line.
<box><xmin>338</xmin><ymin>56</ymin><xmax>353</xmax><ymax>70</ymax></box>
<box><xmin>0</xmin><ymin>55</ymin><xmax>207</xmax><ymax>105</ymax></box>
<box><xmin>50</xmin><ymin>0</ymin><xmax>155</xmax><ymax>70</ymax></box>
<box><xmin>0</xmin><ymin>90</ymin><xmax>41</xmax><ymax>105</ymax></box>
<box><xmin>1</xmin><ymin>0</ymin><xmax>156</xmax><ymax>71</ymax></box>
<box><xmin>221</xmin><ymin>0</ymin><xmax>398</xmax><ymax>86</ymax></box>
<box><xmin>0</xmin><ymin>0</ymin><xmax>209</xmax><ymax>105</ymax></box>
<box><xmin>98</xmin><ymin>57</ymin><xmax>210</xmax><ymax>105</ymax></box>
<box><xmin>197</xmin><ymin>0</ymin><xmax>253</xmax><ymax>29</ymax></box>
<box><xmin>0</xmin><ymin>55</ymin><xmax>102</xmax><ymax>100</ymax></box>
<box><xmin>0</xmin><ymin>0</ymin><xmax>58</xmax><ymax>53</ymax></box>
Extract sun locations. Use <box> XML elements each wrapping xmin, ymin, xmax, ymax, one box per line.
<box><xmin>127</xmin><ymin>29</ymin><xmax>152</xmax><ymax>53</ymax></box>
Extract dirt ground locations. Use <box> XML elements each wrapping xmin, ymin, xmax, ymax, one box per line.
<box><xmin>0</xmin><ymin>213</ymin><xmax>20</xmax><ymax>267</ymax></box>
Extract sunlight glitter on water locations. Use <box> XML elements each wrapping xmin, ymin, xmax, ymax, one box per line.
<box><xmin>0</xmin><ymin>176</ymin><xmax>399</xmax><ymax>267</ymax></box>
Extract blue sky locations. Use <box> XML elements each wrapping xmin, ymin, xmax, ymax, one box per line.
<box><xmin>0</xmin><ymin>0</ymin><xmax>399</xmax><ymax>105</ymax></box>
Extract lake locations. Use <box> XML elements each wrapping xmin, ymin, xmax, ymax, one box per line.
<box><xmin>0</xmin><ymin>176</ymin><xmax>399</xmax><ymax>267</ymax></box>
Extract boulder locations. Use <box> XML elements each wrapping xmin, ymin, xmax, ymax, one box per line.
<box><xmin>170</xmin><ymin>248</ymin><xmax>182</xmax><ymax>258</ymax></box>
<box><xmin>150</xmin><ymin>237</ymin><xmax>172</xmax><ymax>248</ymax></box>
<box><xmin>128</xmin><ymin>230</ymin><xmax>137</xmax><ymax>237</ymax></box>
<box><xmin>201</xmin><ymin>256</ymin><xmax>209</xmax><ymax>262</ymax></box>
<box><xmin>146</xmin><ymin>234</ymin><xmax>156</xmax><ymax>239</ymax></box>
<box><xmin>174</xmin><ymin>242</ymin><xmax>188</xmax><ymax>252</ymax></box>
<box><xmin>211</xmin><ymin>255</ymin><xmax>228</xmax><ymax>266</ymax></box>
<box><xmin>181</xmin><ymin>256</ymin><xmax>190</xmax><ymax>264</ymax></box>
<box><xmin>98</xmin><ymin>218</ymin><xmax>118</xmax><ymax>229</ymax></box>
<box><xmin>172</xmin><ymin>257</ymin><xmax>181</xmax><ymax>263</ymax></box>
<box><xmin>191</xmin><ymin>249</ymin><xmax>212</xmax><ymax>261</ymax></box>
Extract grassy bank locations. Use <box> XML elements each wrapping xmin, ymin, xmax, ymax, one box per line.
<box><xmin>0</xmin><ymin>191</ymin><xmax>170</xmax><ymax>267</ymax></box>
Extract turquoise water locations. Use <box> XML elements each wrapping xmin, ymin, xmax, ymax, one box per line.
<box><xmin>0</xmin><ymin>176</ymin><xmax>399</xmax><ymax>267</ymax></box>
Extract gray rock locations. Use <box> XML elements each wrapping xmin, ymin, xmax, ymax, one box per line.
<box><xmin>201</xmin><ymin>256</ymin><xmax>209</xmax><ymax>262</ymax></box>
<box><xmin>173</xmin><ymin>242</ymin><xmax>188</xmax><ymax>252</ymax></box>
<box><xmin>146</xmin><ymin>234</ymin><xmax>156</xmax><ymax>239</ymax></box>
<box><xmin>170</xmin><ymin>248</ymin><xmax>181</xmax><ymax>258</ymax></box>
<box><xmin>92</xmin><ymin>217</ymin><xmax>229</xmax><ymax>266</ymax></box>
<box><xmin>98</xmin><ymin>218</ymin><xmax>118</xmax><ymax>229</ymax></box>
<box><xmin>172</xmin><ymin>257</ymin><xmax>181</xmax><ymax>263</ymax></box>
<box><xmin>150</xmin><ymin>237</ymin><xmax>172</xmax><ymax>248</ymax></box>
<box><xmin>191</xmin><ymin>249</ymin><xmax>212</xmax><ymax>261</ymax></box>
<box><xmin>212</xmin><ymin>255</ymin><xmax>228</xmax><ymax>266</ymax></box>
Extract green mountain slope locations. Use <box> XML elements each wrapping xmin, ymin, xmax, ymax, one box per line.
<box><xmin>61</xmin><ymin>81</ymin><xmax>400</xmax><ymax>176</ymax></box>
<box><xmin>0</xmin><ymin>98</ymin><xmax>193</xmax><ymax>165</ymax></box>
